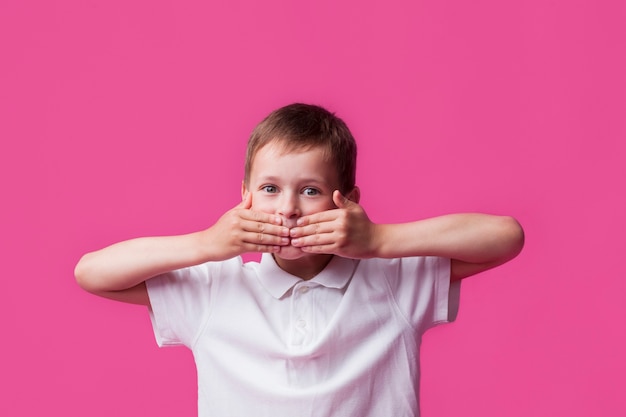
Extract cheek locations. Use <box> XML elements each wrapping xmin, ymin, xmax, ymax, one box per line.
<box><xmin>303</xmin><ymin>198</ymin><xmax>335</xmax><ymax>215</ymax></box>
<box><xmin>250</xmin><ymin>194</ymin><xmax>274</xmax><ymax>214</ymax></box>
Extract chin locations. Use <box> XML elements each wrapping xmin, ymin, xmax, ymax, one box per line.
<box><xmin>275</xmin><ymin>245</ymin><xmax>306</xmax><ymax>260</ymax></box>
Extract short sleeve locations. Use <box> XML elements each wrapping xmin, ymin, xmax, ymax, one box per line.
<box><xmin>145</xmin><ymin>262</ymin><xmax>216</xmax><ymax>347</ymax></box>
<box><xmin>381</xmin><ymin>256</ymin><xmax>460</xmax><ymax>332</ymax></box>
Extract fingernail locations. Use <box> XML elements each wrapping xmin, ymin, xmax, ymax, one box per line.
<box><xmin>291</xmin><ymin>238</ymin><xmax>299</xmax><ymax>246</ymax></box>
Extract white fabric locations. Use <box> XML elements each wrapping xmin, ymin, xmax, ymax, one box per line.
<box><xmin>146</xmin><ymin>254</ymin><xmax>459</xmax><ymax>417</ymax></box>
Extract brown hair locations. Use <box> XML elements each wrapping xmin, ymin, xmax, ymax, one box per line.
<box><xmin>244</xmin><ymin>103</ymin><xmax>357</xmax><ymax>193</ymax></box>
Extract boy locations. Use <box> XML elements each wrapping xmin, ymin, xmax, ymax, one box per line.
<box><xmin>75</xmin><ymin>103</ymin><xmax>524</xmax><ymax>416</ymax></box>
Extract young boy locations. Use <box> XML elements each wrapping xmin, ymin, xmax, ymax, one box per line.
<box><xmin>75</xmin><ymin>103</ymin><xmax>524</xmax><ymax>416</ymax></box>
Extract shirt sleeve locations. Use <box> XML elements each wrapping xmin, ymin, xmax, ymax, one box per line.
<box><xmin>381</xmin><ymin>256</ymin><xmax>460</xmax><ymax>333</ymax></box>
<box><xmin>145</xmin><ymin>262</ymin><xmax>216</xmax><ymax>348</ymax></box>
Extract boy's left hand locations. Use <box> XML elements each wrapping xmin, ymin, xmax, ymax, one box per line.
<box><xmin>289</xmin><ymin>191</ymin><xmax>379</xmax><ymax>259</ymax></box>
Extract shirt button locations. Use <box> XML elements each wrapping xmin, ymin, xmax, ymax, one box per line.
<box><xmin>296</xmin><ymin>319</ymin><xmax>307</xmax><ymax>328</ymax></box>
<box><xmin>299</xmin><ymin>286</ymin><xmax>310</xmax><ymax>294</ymax></box>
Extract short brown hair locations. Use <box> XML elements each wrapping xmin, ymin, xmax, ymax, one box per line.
<box><xmin>244</xmin><ymin>103</ymin><xmax>357</xmax><ymax>193</ymax></box>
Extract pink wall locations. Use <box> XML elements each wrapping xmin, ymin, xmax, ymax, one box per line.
<box><xmin>1</xmin><ymin>0</ymin><xmax>624</xmax><ymax>415</ymax></box>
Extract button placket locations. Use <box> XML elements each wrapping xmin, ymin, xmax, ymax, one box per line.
<box><xmin>289</xmin><ymin>283</ymin><xmax>314</xmax><ymax>347</ymax></box>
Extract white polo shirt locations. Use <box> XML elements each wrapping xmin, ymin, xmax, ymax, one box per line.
<box><xmin>146</xmin><ymin>254</ymin><xmax>459</xmax><ymax>417</ymax></box>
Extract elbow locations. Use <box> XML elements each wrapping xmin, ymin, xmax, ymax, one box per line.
<box><xmin>74</xmin><ymin>253</ymin><xmax>101</xmax><ymax>294</ymax></box>
<box><xmin>500</xmin><ymin>216</ymin><xmax>525</xmax><ymax>262</ymax></box>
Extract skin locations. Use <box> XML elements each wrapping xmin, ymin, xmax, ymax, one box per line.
<box><xmin>242</xmin><ymin>143</ymin><xmax>359</xmax><ymax>278</ymax></box>
<box><xmin>74</xmin><ymin>140</ymin><xmax>524</xmax><ymax>306</ymax></box>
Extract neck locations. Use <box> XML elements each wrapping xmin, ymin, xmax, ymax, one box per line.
<box><xmin>273</xmin><ymin>254</ymin><xmax>334</xmax><ymax>280</ymax></box>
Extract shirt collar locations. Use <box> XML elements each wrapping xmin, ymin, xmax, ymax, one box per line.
<box><xmin>257</xmin><ymin>253</ymin><xmax>359</xmax><ymax>299</ymax></box>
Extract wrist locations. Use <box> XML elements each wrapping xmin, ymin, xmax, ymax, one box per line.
<box><xmin>194</xmin><ymin>228</ymin><xmax>220</xmax><ymax>262</ymax></box>
<box><xmin>369</xmin><ymin>223</ymin><xmax>388</xmax><ymax>258</ymax></box>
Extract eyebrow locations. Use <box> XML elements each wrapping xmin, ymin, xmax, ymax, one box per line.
<box><xmin>257</xmin><ymin>175</ymin><xmax>329</xmax><ymax>185</ymax></box>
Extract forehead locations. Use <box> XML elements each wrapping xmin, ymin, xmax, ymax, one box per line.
<box><xmin>250</xmin><ymin>141</ymin><xmax>339</xmax><ymax>183</ymax></box>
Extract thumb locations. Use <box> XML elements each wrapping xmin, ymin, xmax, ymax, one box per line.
<box><xmin>240</xmin><ymin>191</ymin><xmax>253</xmax><ymax>209</ymax></box>
<box><xmin>333</xmin><ymin>190</ymin><xmax>352</xmax><ymax>209</ymax></box>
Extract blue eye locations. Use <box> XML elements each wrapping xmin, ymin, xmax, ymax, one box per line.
<box><xmin>262</xmin><ymin>185</ymin><xmax>278</xmax><ymax>193</ymax></box>
<box><xmin>303</xmin><ymin>187</ymin><xmax>320</xmax><ymax>196</ymax></box>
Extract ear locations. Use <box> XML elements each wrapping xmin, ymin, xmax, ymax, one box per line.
<box><xmin>345</xmin><ymin>186</ymin><xmax>361</xmax><ymax>204</ymax></box>
<box><xmin>241</xmin><ymin>181</ymin><xmax>248</xmax><ymax>200</ymax></box>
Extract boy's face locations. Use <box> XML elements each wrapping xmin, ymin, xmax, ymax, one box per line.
<box><xmin>243</xmin><ymin>140</ymin><xmax>340</xmax><ymax>261</ymax></box>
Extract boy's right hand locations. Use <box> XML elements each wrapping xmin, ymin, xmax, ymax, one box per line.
<box><xmin>203</xmin><ymin>192</ymin><xmax>290</xmax><ymax>260</ymax></box>
<box><xmin>75</xmin><ymin>193</ymin><xmax>290</xmax><ymax>306</ymax></box>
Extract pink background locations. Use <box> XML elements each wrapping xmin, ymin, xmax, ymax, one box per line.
<box><xmin>1</xmin><ymin>0</ymin><xmax>625</xmax><ymax>415</ymax></box>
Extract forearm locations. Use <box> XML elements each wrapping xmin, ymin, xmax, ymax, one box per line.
<box><xmin>375</xmin><ymin>213</ymin><xmax>524</xmax><ymax>265</ymax></box>
<box><xmin>75</xmin><ymin>231</ymin><xmax>211</xmax><ymax>293</ymax></box>
<box><xmin>75</xmin><ymin>196</ymin><xmax>290</xmax><ymax>303</ymax></box>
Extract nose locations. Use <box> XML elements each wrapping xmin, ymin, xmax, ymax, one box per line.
<box><xmin>277</xmin><ymin>192</ymin><xmax>301</xmax><ymax>222</ymax></box>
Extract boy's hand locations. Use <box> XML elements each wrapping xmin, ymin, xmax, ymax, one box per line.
<box><xmin>205</xmin><ymin>193</ymin><xmax>290</xmax><ymax>259</ymax></box>
<box><xmin>289</xmin><ymin>191</ymin><xmax>379</xmax><ymax>259</ymax></box>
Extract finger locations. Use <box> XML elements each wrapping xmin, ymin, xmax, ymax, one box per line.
<box><xmin>241</xmin><ymin>219</ymin><xmax>289</xmax><ymax>237</ymax></box>
<box><xmin>290</xmin><ymin>221</ymin><xmax>336</xmax><ymax>238</ymax></box>
<box><xmin>241</xmin><ymin>242</ymin><xmax>283</xmax><ymax>253</ymax></box>
<box><xmin>298</xmin><ymin>242</ymin><xmax>336</xmax><ymax>254</ymax></box>
<box><xmin>296</xmin><ymin>209</ymin><xmax>339</xmax><ymax>227</ymax></box>
<box><xmin>240</xmin><ymin>209</ymin><xmax>283</xmax><ymax>226</ymax></box>
<box><xmin>239</xmin><ymin>191</ymin><xmax>253</xmax><ymax>209</ymax></box>
<box><xmin>291</xmin><ymin>231</ymin><xmax>337</xmax><ymax>248</ymax></box>
<box><xmin>333</xmin><ymin>190</ymin><xmax>351</xmax><ymax>209</ymax></box>
<box><xmin>242</xmin><ymin>230</ymin><xmax>290</xmax><ymax>246</ymax></box>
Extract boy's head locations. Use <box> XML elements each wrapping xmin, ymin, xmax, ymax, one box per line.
<box><xmin>244</xmin><ymin>103</ymin><xmax>357</xmax><ymax>194</ymax></box>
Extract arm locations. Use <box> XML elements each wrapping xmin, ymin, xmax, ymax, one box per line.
<box><xmin>75</xmin><ymin>193</ymin><xmax>290</xmax><ymax>305</ymax></box>
<box><xmin>290</xmin><ymin>191</ymin><xmax>524</xmax><ymax>281</ymax></box>
<box><xmin>372</xmin><ymin>213</ymin><xmax>524</xmax><ymax>281</ymax></box>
